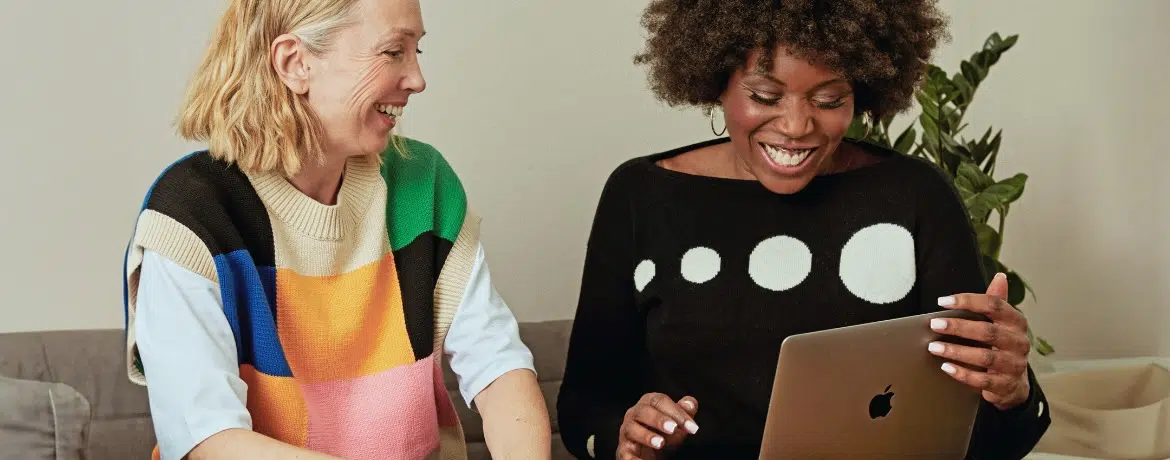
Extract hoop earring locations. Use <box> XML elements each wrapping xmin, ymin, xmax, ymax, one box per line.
<box><xmin>710</xmin><ymin>107</ymin><xmax>727</xmax><ymax>137</ymax></box>
<box><xmin>861</xmin><ymin>112</ymin><xmax>874</xmax><ymax>139</ymax></box>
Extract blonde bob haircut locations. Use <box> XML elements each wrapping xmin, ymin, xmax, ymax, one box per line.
<box><xmin>178</xmin><ymin>0</ymin><xmax>399</xmax><ymax>178</ymax></box>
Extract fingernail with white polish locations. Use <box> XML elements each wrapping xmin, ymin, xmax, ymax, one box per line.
<box><xmin>651</xmin><ymin>436</ymin><xmax>664</xmax><ymax>449</ymax></box>
<box><xmin>685</xmin><ymin>421</ymin><xmax>699</xmax><ymax>434</ymax></box>
<box><xmin>663</xmin><ymin>420</ymin><xmax>676</xmax><ymax>434</ymax></box>
<box><xmin>937</xmin><ymin>296</ymin><xmax>955</xmax><ymax>307</ymax></box>
<box><xmin>928</xmin><ymin>342</ymin><xmax>945</xmax><ymax>354</ymax></box>
<box><xmin>930</xmin><ymin>319</ymin><xmax>947</xmax><ymax>330</ymax></box>
<box><xmin>680</xmin><ymin>400</ymin><xmax>695</xmax><ymax>411</ymax></box>
<box><xmin>941</xmin><ymin>363</ymin><xmax>957</xmax><ymax>374</ymax></box>
<box><xmin>995</xmin><ymin>272</ymin><xmax>1007</xmax><ymax>280</ymax></box>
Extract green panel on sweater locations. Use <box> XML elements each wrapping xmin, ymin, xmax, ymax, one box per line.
<box><xmin>380</xmin><ymin>137</ymin><xmax>467</xmax><ymax>250</ymax></box>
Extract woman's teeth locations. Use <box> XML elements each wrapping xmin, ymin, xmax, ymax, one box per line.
<box><xmin>763</xmin><ymin>143</ymin><xmax>815</xmax><ymax>167</ymax></box>
<box><xmin>376</xmin><ymin>104</ymin><xmax>403</xmax><ymax>118</ymax></box>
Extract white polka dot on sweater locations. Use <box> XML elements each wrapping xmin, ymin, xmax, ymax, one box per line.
<box><xmin>749</xmin><ymin>235</ymin><xmax>812</xmax><ymax>291</ymax></box>
<box><xmin>634</xmin><ymin>260</ymin><xmax>656</xmax><ymax>292</ymax></box>
<box><xmin>839</xmin><ymin>223</ymin><xmax>916</xmax><ymax>304</ymax></box>
<box><xmin>680</xmin><ymin>247</ymin><xmax>721</xmax><ymax>284</ymax></box>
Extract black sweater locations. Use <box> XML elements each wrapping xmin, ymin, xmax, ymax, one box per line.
<box><xmin>557</xmin><ymin>138</ymin><xmax>1051</xmax><ymax>459</ymax></box>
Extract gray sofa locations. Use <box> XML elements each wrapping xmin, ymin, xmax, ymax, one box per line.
<box><xmin>0</xmin><ymin>320</ymin><xmax>575</xmax><ymax>460</ymax></box>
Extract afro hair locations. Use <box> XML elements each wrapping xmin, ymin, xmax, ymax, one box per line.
<box><xmin>633</xmin><ymin>0</ymin><xmax>950</xmax><ymax>119</ymax></box>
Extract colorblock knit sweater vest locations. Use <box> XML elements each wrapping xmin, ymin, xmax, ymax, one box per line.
<box><xmin>122</xmin><ymin>138</ymin><xmax>477</xmax><ymax>459</ymax></box>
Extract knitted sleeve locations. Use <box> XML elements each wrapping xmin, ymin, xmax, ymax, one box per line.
<box><xmin>557</xmin><ymin>160</ymin><xmax>646</xmax><ymax>460</ymax></box>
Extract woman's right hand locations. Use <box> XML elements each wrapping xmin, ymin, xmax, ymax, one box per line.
<box><xmin>616</xmin><ymin>393</ymin><xmax>699</xmax><ymax>460</ymax></box>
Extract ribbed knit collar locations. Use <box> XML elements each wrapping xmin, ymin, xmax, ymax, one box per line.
<box><xmin>246</xmin><ymin>155</ymin><xmax>382</xmax><ymax>241</ymax></box>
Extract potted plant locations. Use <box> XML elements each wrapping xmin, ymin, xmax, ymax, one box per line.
<box><xmin>847</xmin><ymin>33</ymin><xmax>1053</xmax><ymax>355</ymax></box>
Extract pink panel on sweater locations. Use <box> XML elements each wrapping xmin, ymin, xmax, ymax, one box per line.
<box><xmin>301</xmin><ymin>356</ymin><xmax>440</xmax><ymax>459</ymax></box>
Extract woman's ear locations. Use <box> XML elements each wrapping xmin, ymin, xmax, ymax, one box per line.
<box><xmin>271</xmin><ymin>33</ymin><xmax>309</xmax><ymax>95</ymax></box>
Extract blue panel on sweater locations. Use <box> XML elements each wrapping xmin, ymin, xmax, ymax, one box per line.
<box><xmin>214</xmin><ymin>249</ymin><xmax>293</xmax><ymax>377</ymax></box>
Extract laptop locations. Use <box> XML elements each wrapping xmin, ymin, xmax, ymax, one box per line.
<box><xmin>758</xmin><ymin>309</ymin><xmax>990</xmax><ymax>459</ymax></box>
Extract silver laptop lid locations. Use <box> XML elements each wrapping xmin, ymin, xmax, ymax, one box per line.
<box><xmin>759</xmin><ymin>309</ymin><xmax>988</xmax><ymax>459</ymax></box>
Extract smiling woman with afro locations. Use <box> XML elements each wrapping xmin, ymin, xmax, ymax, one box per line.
<box><xmin>556</xmin><ymin>1</ymin><xmax>1053</xmax><ymax>459</ymax></box>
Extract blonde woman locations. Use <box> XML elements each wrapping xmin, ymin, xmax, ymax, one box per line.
<box><xmin>120</xmin><ymin>0</ymin><xmax>550</xmax><ymax>458</ymax></box>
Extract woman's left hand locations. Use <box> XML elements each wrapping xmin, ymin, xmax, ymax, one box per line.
<box><xmin>927</xmin><ymin>272</ymin><xmax>1031</xmax><ymax>410</ymax></box>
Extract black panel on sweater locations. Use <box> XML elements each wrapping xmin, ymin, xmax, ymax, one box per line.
<box><xmin>143</xmin><ymin>152</ymin><xmax>275</xmax><ymax>266</ymax></box>
<box><xmin>393</xmin><ymin>231</ymin><xmax>453</xmax><ymax>361</ymax></box>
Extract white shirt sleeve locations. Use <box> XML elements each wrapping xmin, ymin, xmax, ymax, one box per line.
<box><xmin>135</xmin><ymin>250</ymin><xmax>252</xmax><ymax>460</ymax></box>
<box><xmin>444</xmin><ymin>243</ymin><xmax>537</xmax><ymax>410</ymax></box>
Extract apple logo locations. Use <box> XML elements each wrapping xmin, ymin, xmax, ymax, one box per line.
<box><xmin>868</xmin><ymin>385</ymin><xmax>895</xmax><ymax>419</ymax></box>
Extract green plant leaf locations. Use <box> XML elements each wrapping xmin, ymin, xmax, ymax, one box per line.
<box><xmin>893</xmin><ymin>126</ymin><xmax>917</xmax><ymax>154</ymax></box>
<box><xmin>957</xmin><ymin>162</ymin><xmax>994</xmax><ymax>191</ymax></box>
<box><xmin>968</xmin><ymin>128</ymin><xmax>992</xmax><ymax>166</ymax></box>
<box><xmin>985</xmin><ymin>33</ymin><xmax>1019</xmax><ymax>55</ymax></box>
<box><xmin>1034</xmin><ymin>335</ymin><xmax>1055</xmax><ymax>356</ymax></box>
<box><xmin>919</xmin><ymin>115</ymin><xmax>942</xmax><ymax>165</ymax></box>
<box><xmin>936</xmin><ymin>132</ymin><xmax>965</xmax><ymax>174</ymax></box>
<box><xmin>919</xmin><ymin>110</ymin><xmax>939</xmax><ymax>135</ymax></box>
<box><xmin>941</xmin><ymin>105</ymin><xmax>963</xmax><ymax>133</ymax></box>
<box><xmin>917</xmin><ymin>92</ymin><xmax>941</xmax><ymax>122</ymax></box>
<box><xmin>927</xmin><ymin>65</ymin><xmax>949</xmax><ymax>81</ymax></box>
<box><xmin>973</xmin><ymin>222</ymin><xmax>1003</xmax><ymax>258</ymax></box>
<box><xmin>954</xmin><ymin>179</ymin><xmax>976</xmax><ymax>203</ymax></box>
<box><xmin>939</xmin><ymin>151</ymin><xmax>963</xmax><ymax>176</ymax></box>
<box><xmin>1027</xmin><ymin>325</ymin><xmax>1055</xmax><ymax>356</ymax></box>
<box><xmin>953</xmin><ymin>74</ymin><xmax>975</xmax><ymax>104</ymax></box>
<box><xmin>938</xmin><ymin>128</ymin><xmax>963</xmax><ymax>150</ymax></box>
<box><xmin>986</xmin><ymin>32</ymin><xmax>1003</xmax><ymax>46</ymax></box>
<box><xmin>954</xmin><ymin>143</ymin><xmax>975</xmax><ymax>162</ymax></box>
<box><xmin>961</xmin><ymin>61</ymin><xmax>984</xmax><ymax>88</ymax></box>
<box><xmin>1025</xmin><ymin>327</ymin><xmax>1053</xmax><ymax>356</ymax></box>
<box><xmin>953</xmin><ymin>175</ymin><xmax>974</xmax><ymax>195</ymax></box>
<box><xmin>965</xmin><ymin>193</ymin><xmax>996</xmax><ymax>223</ymax></box>
<box><xmin>982</xmin><ymin>173</ymin><xmax>1028</xmax><ymax>205</ymax></box>
<box><xmin>978</xmin><ymin>130</ymin><xmax>1003</xmax><ymax>173</ymax></box>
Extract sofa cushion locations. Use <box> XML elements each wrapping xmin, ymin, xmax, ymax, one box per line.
<box><xmin>0</xmin><ymin>329</ymin><xmax>155</xmax><ymax>460</ymax></box>
<box><xmin>0</xmin><ymin>376</ymin><xmax>91</xmax><ymax>460</ymax></box>
<box><xmin>0</xmin><ymin>330</ymin><xmax>151</xmax><ymax>420</ymax></box>
<box><xmin>87</xmin><ymin>417</ymin><xmax>157</xmax><ymax>460</ymax></box>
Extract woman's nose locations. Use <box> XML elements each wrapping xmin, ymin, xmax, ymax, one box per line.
<box><xmin>772</xmin><ymin>101</ymin><xmax>815</xmax><ymax>140</ymax></box>
<box><xmin>402</xmin><ymin>60</ymin><xmax>426</xmax><ymax>94</ymax></box>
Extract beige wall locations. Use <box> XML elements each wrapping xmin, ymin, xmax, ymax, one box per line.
<box><xmin>1</xmin><ymin>1</ymin><xmax>1166</xmax><ymax>359</ymax></box>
